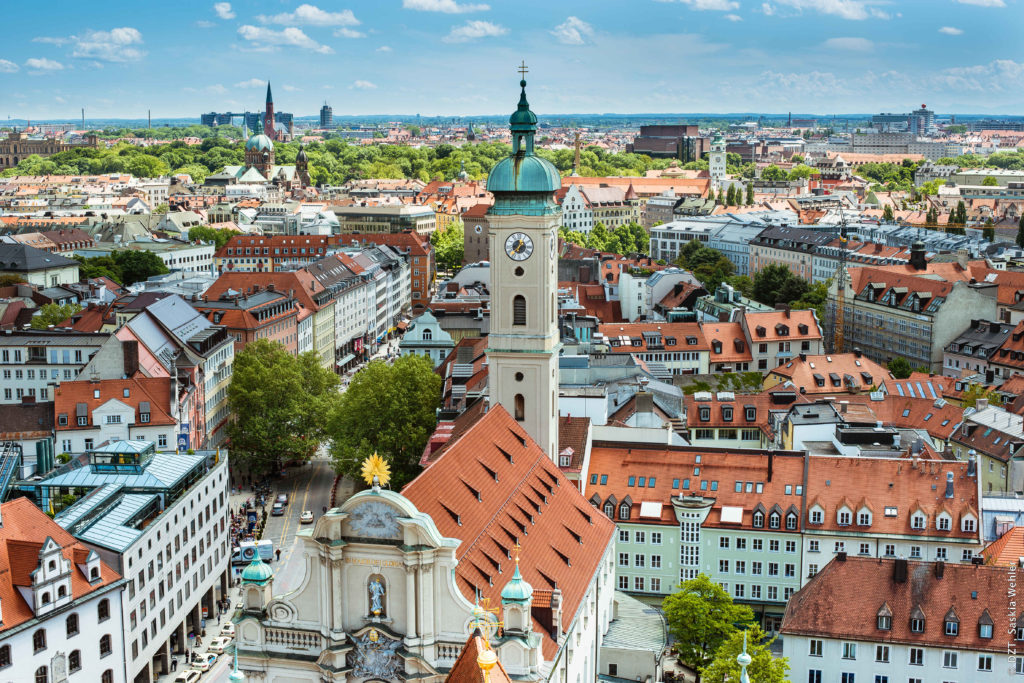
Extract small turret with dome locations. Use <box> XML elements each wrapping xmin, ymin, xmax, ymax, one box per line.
<box><xmin>486</xmin><ymin>64</ymin><xmax>561</xmax><ymax>216</ymax></box>
<box><xmin>241</xmin><ymin>557</ymin><xmax>273</xmax><ymax>585</ymax></box>
<box><xmin>240</xmin><ymin>556</ymin><xmax>274</xmax><ymax>614</ymax></box>
<box><xmin>457</xmin><ymin>160</ymin><xmax>470</xmax><ymax>182</ymax></box>
<box><xmin>500</xmin><ymin>543</ymin><xmax>534</xmax><ymax>634</ymax></box>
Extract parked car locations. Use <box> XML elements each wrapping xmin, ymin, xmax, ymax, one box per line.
<box><xmin>220</xmin><ymin>623</ymin><xmax>235</xmax><ymax>637</ymax></box>
<box><xmin>190</xmin><ymin>653</ymin><xmax>218</xmax><ymax>672</ymax></box>
<box><xmin>271</xmin><ymin>502</ymin><xmax>285</xmax><ymax>516</ymax></box>
<box><xmin>207</xmin><ymin>636</ymin><xmax>233</xmax><ymax>654</ymax></box>
<box><xmin>174</xmin><ymin>671</ymin><xmax>201</xmax><ymax>683</ymax></box>
<box><xmin>300</xmin><ymin>510</ymin><xmax>314</xmax><ymax>524</ymax></box>
<box><xmin>276</xmin><ymin>493</ymin><xmax>288</xmax><ymax>506</ymax></box>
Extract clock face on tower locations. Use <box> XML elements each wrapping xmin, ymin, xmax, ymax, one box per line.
<box><xmin>505</xmin><ymin>232</ymin><xmax>534</xmax><ymax>261</ymax></box>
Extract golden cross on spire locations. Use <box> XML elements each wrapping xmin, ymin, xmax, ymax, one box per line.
<box><xmin>512</xmin><ymin>541</ymin><xmax>522</xmax><ymax>564</ymax></box>
<box><xmin>517</xmin><ymin>61</ymin><xmax>529</xmax><ymax>79</ymax></box>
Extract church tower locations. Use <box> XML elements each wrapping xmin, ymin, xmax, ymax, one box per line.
<box><xmin>485</xmin><ymin>69</ymin><xmax>560</xmax><ymax>460</ymax></box>
<box><xmin>709</xmin><ymin>133</ymin><xmax>727</xmax><ymax>190</ymax></box>
<box><xmin>264</xmin><ymin>81</ymin><xmax>275</xmax><ymax>139</ymax></box>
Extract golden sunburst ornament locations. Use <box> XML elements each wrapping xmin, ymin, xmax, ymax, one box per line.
<box><xmin>361</xmin><ymin>452</ymin><xmax>391</xmax><ymax>488</ymax></box>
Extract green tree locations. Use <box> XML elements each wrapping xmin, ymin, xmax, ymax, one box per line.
<box><xmin>725</xmin><ymin>185</ymin><xmax>736</xmax><ymax>206</ymax></box>
<box><xmin>663</xmin><ymin>574</ymin><xmax>754</xmax><ymax>681</ymax></box>
<box><xmin>429</xmin><ymin>221</ymin><xmax>465</xmax><ymax>271</ymax></box>
<box><xmin>74</xmin><ymin>255</ymin><xmax>123</xmax><ymax>284</ymax></box>
<box><xmin>227</xmin><ymin>340</ymin><xmax>341</xmax><ymax>473</ymax></box>
<box><xmin>587</xmin><ymin>221</ymin><xmax>609</xmax><ymax>251</ymax></box>
<box><xmin>752</xmin><ymin>264</ymin><xmax>809</xmax><ymax>307</ymax></box>
<box><xmin>961</xmin><ymin>383</ymin><xmax>1003</xmax><ymax>409</ymax></box>
<box><xmin>30</xmin><ymin>302</ymin><xmax>82</xmax><ymax>329</ymax></box>
<box><xmin>791</xmin><ymin>279</ymin><xmax>830</xmax><ymax>322</ymax></box>
<box><xmin>674</xmin><ymin>240</ymin><xmax>734</xmax><ymax>293</ymax></box>
<box><xmin>983</xmin><ymin>226</ymin><xmax>995</xmax><ymax>241</ymax></box>
<box><xmin>791</xmin><ymin>154</ymin><xmax>805</xmax><ymax>164</ymax></box>
<box><xmin>112</xmin><ymin>250</ymin><xmax>170</xmax><ymax>285</ymax></box>
<box><xmin>887</xmin><ymin>356</ymin><xmax>913</xmax><ymax>379</ymax></box>
<box><xmin>745</xmin><ymin>182</ymin><xmax>754</xmax><ymax>205</ymax></box>
<box><xmin>328</xmin><ymin>355</ymin><xmax>441</xmax><ymax>489</ymax></box>
<box><xmin>761</xmin><ymin>165</ymin><xmax>786</xmax><ymax>181</ymax></box>
<box><xmin>981</xmin><ymin>176</ymin><xmax>999</xmax><ymax>187</ymax></box>
<box><xmin>699</xmin><ymin>625</ymin><xmax>789</xmax><ymax>683</ymax></box>
<box><xmin>126</xmin><ymin>154</ymin><xmax>170</xmax><ymax>179</ymax></box>
<box><xmin>716</xmin><ymin>187</ymin><xmax>724</xmax><ymax>204</ymax></box>
<box><xmin>1017</xmin><ymin>214</ymin><xmax>1024</xmax><ymax>248</ymax></box>
<box><xmin>0</xmin><ymin>274</ymin><xmax>25</xmax><ymax>287</ymax></box>
<box><xmin>407</xmin><ymin>125</ymin><xmax>421</xmax><ymax>137</ymax></box>
<box><xmin>882</xmin><ymin>204</ymin><xmax>894</xmax><ymax>221</ymax></box>
<box><xmin>787</xmin><ymin>164</ymin><xmax>815</xmax><ymax>181</ymax></box>
<box><xmin>188</xmin><ymin>225</ymin><xmax>240</xmax><ymax>249</ymax></box>
<box><xmin>558</xmin><ymin>227</ymin><xmax>586</xmax><ymax>247</ymax></box>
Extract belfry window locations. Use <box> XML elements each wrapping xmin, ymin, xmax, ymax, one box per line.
<box><xmin>513</xmin><ymin>295</ymin><xmax>527</xmax><ymax>326</ymax></box>
<box><xmin>515</xmin><ymin>394</ymin><xmax>525</xmax><ymax>421</ymax></box>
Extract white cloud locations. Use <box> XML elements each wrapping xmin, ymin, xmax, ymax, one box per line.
<box><xmin>258</xmin><ymin>4</ymin><xmax>360</xmax><ymax>26</ymax></box>
<box><xmin>214</xmin><ymin>2</ymin><xmax>235</xmax><ymax>19</ymax></box>
<box><xmin>34</xmin><ymin>27</ymin><xmax>146</xmax><ymax>62</ymax></box>
<box><xmin>237</xmin><ymin>25</ymin><xmax>334</xmax><ymax>53</ymax></box>
<box><xmin>402</xmin><ymin>0</ymin><xmax>490</xmax><ymax>13</ymax></box>
<box><xmin>353</xmin><ymin>80</ymin><xmax>377</xmax><ymax>89</ymax></box>
<box><xmin>939</xmin><ymin>26</ymin><xmax>963</xmax><ymax>35</ymax></box>
<box><xmin>953</xmin><ymin>0</ymin><xmax>1004</xmax><ymax>5</ymax></box>
<box><xmin>762</xmin><ymin>2</ymin><xmax>775</xmax><ymax>14</ymax></box>
<box><xmin>195</xmin><ymin>20</ymin><xmax>215</xmax><ymax>28</ymax></box>
<box><xmin>376</xmin><ymin>45</ymin><xmax>393</xmax><ymax>52</ymax></box>
<box><xmin>936</xmin><ymin>59</ymin><xmax>1024</xmax><ymax>93</ymax></box>
<box><xmin>725</xmin><ymin>13</ymin><xmax>743</xmax><ymax>20</ymax></box>
<box><xmin>551</xmin><ymin>17</ymin><xmax>594</xmax><ymax>45</ymax></box>
<box><xmin>25</xmin><ymin>57</ymin><xmax>64</xmax><ymax>71</ymax></box>
<box><xmin>0</xmin><ymin>59</ymin><xmax>18</xmax><ymax>73</ymax></box>
<box><xmin>234</xmin><ymin>78</ymin><xmax>267</xmax><ymax>88</ymax></box>
<box><xmin>774</xmin><ymin>0</ymin><xmax>888</xmax><ymax>20</ymax></box>
<box><xmin>205</xmin><ymin>84</ymin><xmax>227</xmax><ymax>94</ymax></box>
<box><xmin>55</xmin><ymin>96</ymin><xmax>66</xmax><ymax>104</ymax></box>
<box><xmin>442</xmin><ymin>20</ymin><xmax>507</xmax><ymax>43</ymax></box>
<box><xmin>673</xmin><ymin>0</ymin><xmax>740</xmax><ymax>10</ymax></box>
<box><xmin>283</xmin><ymin>85</ymin><xmax>302</xmax><ymax>92</ymax></box>
<box><xmin>334</xmin><ymin>28</ymin><xmax>366</xmax><ymax>38</ymax></box>
<box><xmin>822</xmin><ymin>36</ymin><xmax>874</xmax><ymax>50</ymax></box>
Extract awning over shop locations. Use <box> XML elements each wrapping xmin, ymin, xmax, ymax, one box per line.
<box><xmin>337</xmin><ymin>353</ymin><xmax>356</xmax><ymax>366</ymax></box>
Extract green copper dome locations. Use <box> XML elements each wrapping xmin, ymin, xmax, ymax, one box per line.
<box><xmin>240</xmin><ymin>557</ymin><xmax>273</xmax><ymax>585</ymax></box>
<box><xmin>500</xmin><ymin>562</ymin><xmax>533</xmax><ymax>604</ymax></box>
<box><xmin>245</xmin><ymin>133</ymin><xmax>274</xmax><ymax>152</ymax></box>
<box><xmin>487</xmin><ymin>78</ymin><xmax>560</xmax><ymax>215</ymax></box>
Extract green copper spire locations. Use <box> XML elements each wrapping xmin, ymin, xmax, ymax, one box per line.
<box><xmin>229</xmin><ymin>649</ymin><xmax>245</xmax><ymax>683</ymax></box>
<box><xmin>486</xmin><ymin>64</ymin><xmax>560</xmax><ymax>216</ymax></box>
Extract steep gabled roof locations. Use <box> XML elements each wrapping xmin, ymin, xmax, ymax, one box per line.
<box><xmin>402</xmin><ymin>406</ymin><xmax>615</xmax><ymax>660</ymax></box>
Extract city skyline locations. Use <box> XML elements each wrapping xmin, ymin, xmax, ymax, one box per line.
<box><xmin>1</xmin><ymin>0</ymin><xmax>1023</xmax><ymax>120</ymax></box>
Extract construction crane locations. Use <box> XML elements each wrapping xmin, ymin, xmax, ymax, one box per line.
<box><xmin>832</xmin><ymin>204</ymin><xmax>849</xmax><ymax>353</ymax></box>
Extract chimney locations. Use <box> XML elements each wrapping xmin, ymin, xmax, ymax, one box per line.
<box><xmin>799</xmin><ymin>353</ymin><xmax>807</xmax><ymax>362</ymax></box>
<box><xmin>836</xmin><ymin>551</ymin><xmax>847</xmax><ymax>562</ymax></box>
<box><xmin>945</xmin><ymin>471</ymin><xmax>954</xmax><ymax>498</ymax></box>
<box><xmin>123</xmin><ymin>340</ymin><xmax>139</xmax><ymax>378</ymax></box>
<box><xmin>909</xmin><ymin>241</ymin><xmax>927</xmax><ymax>270</ymax></box>
<box><xmin>976</xmin><ymin>398</ymin><xmax>989</xmax><ymax>410</ymax></box>
<box><xmin>854</xmin><ymin>348</ymin><xmax>862</xmax><ymax>358</ymax></box>
<box><xmin>935</xmin><ymin>560</ymin><xmax>945</xmax><ymax>579</ymax></box>
<box><xmin>893</xmin><ymin>558</ymin><xmax>908</xmax><ymax>583</ymax></box>
<box><xmin>550</xmin><ymin>585</ymin><xmax>563</xmax><ymax>642</ymax></box>
<box><xmin>967</xmin><ymin>450</ymin><xmax>977</xmax><ymax>477</ymax></box>
<box><xmin>767</xmin><ymin>449</ymin><xmax>774</xmax><ymax>482</ymax></box>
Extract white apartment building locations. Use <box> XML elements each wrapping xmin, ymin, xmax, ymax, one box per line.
<box><xmin>52</xmin><ymin>441</ymin><xmax>231</xmax><ymax>683</ymax></box>
<box><xmin>561</xmin><ymin>183</ymin><xmax>595</xmax><ymax>234</ymax></box>
<box><xmin>0</xmin><ymin>498</ymin><xmax>126</xmax><ymax>683</ymax></box>
<box><xmin>0</xmin><ymin>331</ymin><xmax>108</xmax><ymax>404</ymax></box>
<box><xmin>783</xmin><ymin>558</ymin><xmax>1013</xmax><ymax>683</ymax></box>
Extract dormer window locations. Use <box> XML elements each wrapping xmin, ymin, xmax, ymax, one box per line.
<box><xmin>753</xmin><ymin>511</ymin><xmax>764</xmax><ymax>528</ymax></box>
<box><xmin>979</xmin><ymin>609</ymin><xmax>994</xmax><ymax>639</ymax></box>
<box><xmin>962</xmin><ymin>516</ymin><xmax>976</xmax><ymax>532</ymax></box>
<box><xmin>877</xmin><ymin>608</ymin><xmax>892</xmax><ymax>631</ymax></box>
<box><xmin>809</xmin><ymin>508</ymin><xmax>823</xmax><ymax>524</ymax></box>
<box><xmin>745</xmin><ymin>406</ymin><xmax>756</xmax><ymax>421</ymax></box>
<box><xmin>858</xmin><ymin>509</ymin><xmax>872</xmax><ymax>526</ymax></box>
<box><xmin>786</xmin><ymin>513</ymin><xmax>798</xmax><ymax>530</ymax></box>
<box><xmin>618</xmin><ymin>504</ymin><xmax>630</xmax><ymax>520</ymax></box>
<box><xmin>769</xmin><ymin>512</ymin><xmax>780</xmax><ymax>529</ymax></box>
<box><xmin>911</xmin><ymin>513</ymin><xmax>926</xmax><ymax>530</ymax></box>
<box><xmin>603</xmin><ymin>502</ymin><xmax>613</xmax><ymax>518</ymax></box>
<box><xmin>909</xmin><ymin>612</ymin><xmax>925</xmax><ymax>633</ymax></box>
<box><xmin>722</xmin><ymin>406</ymin><xmax>733</xmax><ymax>422</ymax></box>
<box><xmin>937</xmin><ymin>514</ymin><xmax>951</xmax><ymax>531</ymax></box>
<box><xmin>945</xmin><ymin>609</ymin><xmax>959</xmax><ymax>636</ymax></box>
<box><xmin>699</xmin><ymin>407</ymin><xmax>710</xmax><ymax>421</ymax></box>
<box><xmin>838</xmin><ymin>509</ymin><xmax>851</xmax><ymax>526</ymax></box>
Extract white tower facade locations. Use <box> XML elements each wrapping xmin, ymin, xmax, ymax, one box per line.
<box><xmin>709</xmin><ymin>135</ymin><xmax>727</xmax><ymax>189</ymax></box>
<box><xmin>484</xmin><ymin>74</ymin><xmax>561</xmax><ymax>460</ymax></box>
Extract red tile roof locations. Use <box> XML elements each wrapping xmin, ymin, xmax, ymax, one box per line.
<box><xmin>683</xmin><ymin>393</ymin><xmax>776</xmax><ymax>438</ymax></box>
<box><xmin>981</xmin><ymin>526</ymin><xmax>1024</xmax><ymax>566</ymax></box>
<box><xmin>54</xmin><ymin>377</ymin><xmax>176</xmax><ymax>431</ymax></box>
<box><xmin>768</xmin><ymin>353</ymin><xmax>891</xmax><ymax>394</ymax></box>
<box><xmin>0</xmin><ymin>498</ymin><xmax>121</xmax><ymax>633</ymax></box>
<box><xmin>701</xmin><ymin>322</ymin><xmax>753</xmax><ymax>365</ymax></box>
<box><xmin>783</xmin><ymin>556</ymin><xmax>1008</xmax><ymax>653</ymax></box>
<box><xmin>402</xmin><ymin>406</ymin><xmax>615</xmax><ymax>660</ymax></box>
<box><xmin>445</xmin><ymin>634</ymin><xmax>512</xmax><ymax>683</ymax></box>
<box><xmin>557</xmin><ymin>416</ymin><xmax>590</xmax><ymax>474</ymax></box>
<box><xmin>744</xmin><ymin>309</ymin><xmax>822</xmax><ymax>343</ymax></box>
<box><xmin>598</xmin><ymin>322</ymin><xmax>709</xmax><ymax>353</ymax></box>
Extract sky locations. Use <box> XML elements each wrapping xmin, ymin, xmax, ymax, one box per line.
<box><xmin>1</xmin><ymin>0</ymin><xmax>1023</xmax><ymax>120</ymax></box>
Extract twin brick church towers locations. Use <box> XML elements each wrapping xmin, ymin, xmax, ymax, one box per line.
<box><xmin>485</xmin><ymin>72</ymin><xmax>561</xmax><ymax>460</ymax></box>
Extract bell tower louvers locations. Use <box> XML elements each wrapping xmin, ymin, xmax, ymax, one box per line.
<box><xmin>485</xmin><ymin>69</ymin><xmax>560</xmax><ymax>460</ymax></box>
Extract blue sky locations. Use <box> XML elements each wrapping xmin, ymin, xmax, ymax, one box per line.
<box><xmin>2</xmin><ymin>0</ymin><xmax>1022</xmax><ymax>120</ymax></box>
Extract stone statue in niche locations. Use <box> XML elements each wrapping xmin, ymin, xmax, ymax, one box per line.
<box><xmin>368</xmin><ymin>574</ymin><xmax>386</xmax><ymax>617</ymax></box>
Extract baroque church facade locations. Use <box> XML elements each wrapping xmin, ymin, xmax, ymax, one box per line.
<box><xmin>233</xmin><ymin>76</ymin><xmax>617</xmax><ymax>683</ymax></box>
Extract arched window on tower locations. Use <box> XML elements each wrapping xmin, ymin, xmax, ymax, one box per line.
<box><xmin>513</xmin><ymin>295</ymin><xmax>526</xmax><ymax>326</ymax></box>
<box><xmin>423</xmin><ymin>329</ymin><xmax>432</xmax><ymax>340</ymax></box>
<box><xmin>514</xmin><ymin>394</ymin><xmax>525</xmax><ymax>421</ymax></box>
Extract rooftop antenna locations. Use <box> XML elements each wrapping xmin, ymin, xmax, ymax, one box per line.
<box><xmin>832</xmin><ymin>203</ymin><xmax>849</xmax><ymax>354</ymax></box>
<box><xmin>81</xmin><ymin>108</ymin><xmax>85</xmax><ymax>130</ymax></box>
<box><xmin>148</xmin><ymin>110</ymin><xmax>151</xmax><ymax>129</ymax></box>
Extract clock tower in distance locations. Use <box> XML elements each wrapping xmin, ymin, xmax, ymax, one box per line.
<box><xmin>485</xmin><ymin>69</ymin><xmax>560</xmax><ymax>460</ymax></box>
